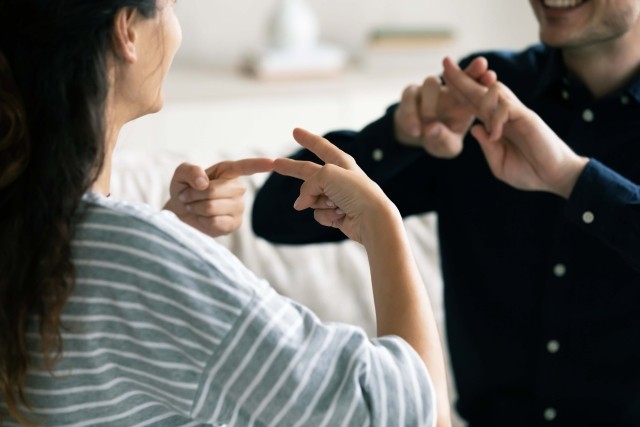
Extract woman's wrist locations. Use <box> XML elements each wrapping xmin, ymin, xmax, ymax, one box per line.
<box><xmin>360</xmin><ymin>200</ymin><xmax>404</xmax><ymax>250</ymax></box>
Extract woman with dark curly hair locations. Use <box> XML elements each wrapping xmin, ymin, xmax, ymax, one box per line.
<box><xmin>0</xmin><ymin>0</ymin><xmax>450</xmax><ymax>425</ymax></box>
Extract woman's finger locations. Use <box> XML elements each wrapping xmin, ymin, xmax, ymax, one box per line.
<box><xmin>206</xmin><ymin>158</ymin><xmax>274</xmax><ymax>179</ymax></box>
<box><xmin>292</xmin><ymin>128</ymin><xmax>357</xmax><ymax>169</ymax></box>
<box><xmin>273</xmin><ymin>157</ymin><xmax>322</xmax><ymax>181</ymax></box>
<box><xmin>185</xmin><ymin>197</ymin><xmax>244</xmax><ymax>217</ymax></box>
<box><xmin>179</xmin><ymin>178</ymin><xmax>245</xmax><ymax>203</ymax></box>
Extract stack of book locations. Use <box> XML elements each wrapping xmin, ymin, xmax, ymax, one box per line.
<box><xmin>361</xmin><ymin>26</ymin><xmax>456</xmax><ymax>72</ymax></box>
<box><xmin>243</xmin><ymin>44</ymin><xmax>348</xmax><ymax>81</ymax></box>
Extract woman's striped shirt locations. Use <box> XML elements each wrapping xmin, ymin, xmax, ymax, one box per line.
<box><xmin>1</xmin><ymin>193</ymin><xmax>435</xmax><ymax>426</ymax></box>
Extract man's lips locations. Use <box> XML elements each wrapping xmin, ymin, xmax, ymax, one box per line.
<box><xmin>542</xmin><ymin>0</ymin><xmax>586</xmax><ymax>9</ymax></box>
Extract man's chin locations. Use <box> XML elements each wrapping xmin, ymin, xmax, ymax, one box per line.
<box><xmin>538</xmin><ymin>31</ymin><xmax>576</xmax><ymax>49</ymax></box>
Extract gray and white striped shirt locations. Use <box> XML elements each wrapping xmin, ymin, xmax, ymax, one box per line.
<box><xmin>2</xmin><ymin>193</ymin><xmax>435</xmax><ymax>426</ymax></box>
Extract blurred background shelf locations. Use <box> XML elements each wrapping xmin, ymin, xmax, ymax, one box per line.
<box><xmin>118</xmin><ymin>64</ymin><xmax>442</xmax><ymax>157</ymax></box>
<box><xmin>118</xmin><ymin>0</ymin><xmax>538</xmax><ymax>160</ymax></box>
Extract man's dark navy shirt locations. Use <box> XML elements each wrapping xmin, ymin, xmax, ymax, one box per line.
<box><xmin>252</xmin><ymin>45</ymin><xmax>640</xmax><ymax>426</ymax></box>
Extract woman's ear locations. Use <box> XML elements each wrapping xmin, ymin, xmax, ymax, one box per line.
<box><xmin>112</xmin><ymin>7</ymin><xmax>139</xmax><ymax>63</ymax></box>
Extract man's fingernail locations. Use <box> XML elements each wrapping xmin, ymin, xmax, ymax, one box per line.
<box><xmin>179</xmin><ymin>193</ymin><xmax>188</xmax><ymax>202</ymax></box>
<box><xmin>196</xmin><ymin>177</ymin><xmax>208</xmax><ymax>188</ymax></box>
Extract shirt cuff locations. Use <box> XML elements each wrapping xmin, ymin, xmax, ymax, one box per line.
<box><xmin>565</xmin><ymin>159</ymin><xmax>639</xmax><ymax>241</ymax></box>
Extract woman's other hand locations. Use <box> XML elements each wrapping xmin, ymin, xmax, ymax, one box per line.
<box><xmin>165</xmin><ymin>158</ymin><xmax>274</xmax><ymax>236</ymax></box>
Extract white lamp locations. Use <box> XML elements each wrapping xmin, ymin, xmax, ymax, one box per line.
<box><xmin>268</xmin><ymin>0</ymin><xmax>320</xmax><ymax>51</ymax></box>
<box><xmin>245</xmin><ymin>0</ymin><xmax>348</xmax><ymax>80</ymax></box>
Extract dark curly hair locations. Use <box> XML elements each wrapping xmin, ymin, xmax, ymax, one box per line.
<box><xmin>0</xmin><ymin>0</ymin><xmax>159</xmax><ymax>424</ymax></box>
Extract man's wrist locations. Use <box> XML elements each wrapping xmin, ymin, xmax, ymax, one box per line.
<box><xmin>556</xmin><ymin>156</ymin><xmax>590</xmax><ymax>199</ymax></box>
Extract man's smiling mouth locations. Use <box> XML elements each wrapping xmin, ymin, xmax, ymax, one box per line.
<box><xmin>542</xmin><ymin>0</ymin><xmax>587</xmax><ymax>9</ymax></box>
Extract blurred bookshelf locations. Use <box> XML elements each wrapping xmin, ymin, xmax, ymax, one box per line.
<box><xmin>360</xmin><ymin>26</ymin><xmax>458</xmax><ymax>72</ymax></box>
<box><xmin>369</xmin><ymin>26</ymin><xmax>455</xmax><ymax>48</ymax></box>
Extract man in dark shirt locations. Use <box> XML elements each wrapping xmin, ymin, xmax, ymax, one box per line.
<box><xmin>252</xmin><ymin>1</ymin><xmax>640</xmax><ymax>425</ymax></box>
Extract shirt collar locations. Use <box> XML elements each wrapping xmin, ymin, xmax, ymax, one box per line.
<box><xmin>533</xmin><ymin>44</ymin><xmax>640</xmax><ymax>103</ymax></box>
<box><xmin>531</xmin><ymin>46</ymin><xmax>566</xmax><ymax>100</ymax></box>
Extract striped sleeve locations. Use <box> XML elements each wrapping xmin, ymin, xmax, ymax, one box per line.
<box><xmin>191</xmin><ymin>284</ymin><xmax>436</xmax><ymax>427</ymax></box>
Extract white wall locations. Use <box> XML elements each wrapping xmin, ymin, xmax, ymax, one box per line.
<box><xmin>174</xmin><ymin>0</ymin><xmax>539</xmax><ymax>67</ymax></box>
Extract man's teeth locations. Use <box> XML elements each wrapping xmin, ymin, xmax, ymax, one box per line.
<box><xmin>543</xmin><ymin>0</ymin><xmax>585</xmax><ymax>8</ymax></box>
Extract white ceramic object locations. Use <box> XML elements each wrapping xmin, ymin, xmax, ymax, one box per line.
<box><xmin>267</xmin><ymin>0</ymin><xmax>319</xmax><ymax>51</ymax></box>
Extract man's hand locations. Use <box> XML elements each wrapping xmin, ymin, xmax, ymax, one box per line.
<box><xmin>164</xmin><ymin>158</ymin><xmax>274</xmax><ymax>237</ymax></box>
<box><xmin>442</xmin><ymin>57</ymin><xmax>588</xmax><ymax>198</ymax></box>
<box><xmin>394</xmin><ymin>56</ymin><xmax>497</xmax><ymax>158</ymax></box>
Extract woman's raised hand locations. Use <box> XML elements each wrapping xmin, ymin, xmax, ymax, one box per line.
<box><xmin>273</xmin><ymin>128</ymin><xmax>401</xmax><ymax>245</ymax></box>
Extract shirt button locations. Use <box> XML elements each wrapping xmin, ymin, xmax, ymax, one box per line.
<box><xmin>582</xmin><ymin>211</ymin><xmax>595</xmax><ymax>224</ymax></box>
<box><xmin>544</xmin><ymin>407</ymin><xmax>557</xmax><ymax>421</ymax></box>
<box><xmin>582</xmin><ymin>109</ymin><xmax>594</xmax><ymax>122</ymax></box>
<box><xmin>547</xmin><ymin>340</ymin><xmax>560</xmax><ymax>354</ymax></box>
<box><xmin>561</xmin><ymin>90</ymin><xmax>569</xmax><ymax>100</ymax></box>
<box><xmin>621</xmin><ymin>95</ymin><xmax>630</xmax><ymax>105</ymax></box>
<box><xmin>372</xmin><ymin>148</ymin><xmax>384</xmax><ymax>162</ymax></box>
<box><xmin>553</xmin><ymin>263</ymin><xmax>566</xmax><ymax>278</ymax></box>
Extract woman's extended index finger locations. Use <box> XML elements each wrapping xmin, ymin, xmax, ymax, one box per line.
<box><xmin>292</xmin><ymin>128</ymin><xmax>351</xmax><ymax>168</ymax></box>
<box><xmin>206</xmin><ymin>158</ymin><xmax>275</xmax><ymax>179</ymax></box>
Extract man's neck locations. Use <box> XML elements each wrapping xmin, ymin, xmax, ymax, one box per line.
<box><xmin>562</xmin><ymin>26</ymin><xmax>640</xmax><ymax>98</ymax></box>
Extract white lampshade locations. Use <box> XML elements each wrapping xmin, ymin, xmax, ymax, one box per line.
<box><xmin>267</xmin><ymin>0</ymin><xmax>319</xmax><ymax>51</ymax></box>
